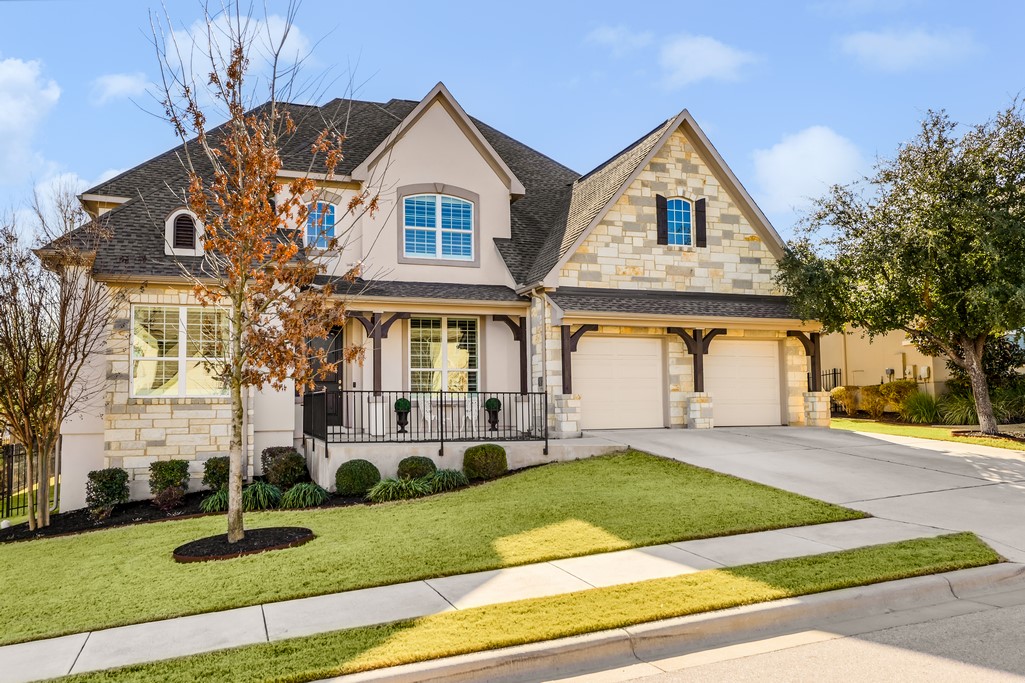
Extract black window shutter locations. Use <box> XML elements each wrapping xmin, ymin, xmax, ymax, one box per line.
<box><xmin>695</xmin><ymin>198</ymin><xmax>707</xmax><ymax>248</ymax></box>
<box><xmin>173</xmin><ymin>214</ymin><xmax>196</xmax><ymax>250</ymax></box>
<box><xmin>655</xmin><ymin>194</ymin><xmax>668</xmax><ymax>245</ymax></box>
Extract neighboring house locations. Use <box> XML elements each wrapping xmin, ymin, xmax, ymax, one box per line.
<box><xmin>820</xmin><ymin>330</ymin><xmax>951</xmax><ymax>395</ymax></box>
<box><xmin>56</xmin><ymin>82</ymin><xmax>826</xmax><ymax>509</ymax></box>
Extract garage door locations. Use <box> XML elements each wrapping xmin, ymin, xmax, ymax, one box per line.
<box><xmin>573</xmin><ymin>337</ymin><xmax>664</xmax><ymax>430</ymax></box>
<box><xmin>704</xmin><ymin>340</ymin><xmax>782</xmax><ymax>426</ymax></box>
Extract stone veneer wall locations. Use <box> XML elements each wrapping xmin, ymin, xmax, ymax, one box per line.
<box><xmin>559</xmin><ymin>130</ymin><xmax>777</xmax><ymax>294</ymax></box>
<box><xmin>104</xmin><ymin>285</ymin><xmax>249</xmax><ymax>498</ymax></box>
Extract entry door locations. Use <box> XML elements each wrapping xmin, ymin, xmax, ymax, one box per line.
<box><xmin>573</xmin><ymin>337</ymin><xmax>665</xmax><ymax>430</ymax></box>
<box><xmin>704</xmin><ymin>340</ymin><xmax>782</xmax><ymax>426</ymax></box>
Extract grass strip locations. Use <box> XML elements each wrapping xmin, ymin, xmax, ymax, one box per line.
<box><xmin>831</xmin><ymin>417</ymin><xmax>1025</xmax><ymax>451</ymax></box>
<box><xmin>53</xmin><ymin>533</ymin><xmax>997</xmax><ymax>683</ymax></box>
<box><xmin>0</xmin><ymin>451</ymin><xmax>863</xmax><ymax>646</ymax></box>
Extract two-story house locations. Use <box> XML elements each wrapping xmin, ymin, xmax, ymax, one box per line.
<box><xmin>58</xmin><ymin>83</ymin><xmax>827</xmax><ymax>509</ymax></box>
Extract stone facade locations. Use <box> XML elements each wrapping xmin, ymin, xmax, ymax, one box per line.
<box><xmin>803</xmin><ymin>391</ymin><xmax>832</xmax><ymax>427</ymax></box>
<box><xmin>559</xmin><ymin>130</ymin><xmax>777</xmax><ymax>294</ymax></box>
<box><xmin>683</xmin><ymin>393</ymin><xmax>713</xmax><ymax>429</ymax></box>
<box><xmin>551</xmin><ymin>394</ymin><xmax>582</xmax><ymax>439</ymax></box>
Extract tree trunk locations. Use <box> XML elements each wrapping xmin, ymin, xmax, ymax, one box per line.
<box><xmin>962</xmin><ymin>340</ymin><xmax>999</xmax><ymax>435</ymax></box>
<box><xmin>36</xmin><ymin>438</ymin><xmax>48</xmax><ymax>528</ymax></box>
<box><xmin>24</xmin><ymin>439</ymin><xmax>36</xmax><ymax>531</ymax></box>
<box><xmin>227</xmin><ymin>376</ymin><xmax>245</xmax><ymax>543</ymax></box>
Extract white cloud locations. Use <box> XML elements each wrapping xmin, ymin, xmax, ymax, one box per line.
<box><xmin>91</xmin><ymin>72</ymin><xmax>150</xmax><ymax>105</ymax></box>
<box><xmin>659</xmin><ymin>35</ymin><xmax>757</xmax><ymax>88</ymax></box>
<box><xmin>753</xmin><ymin>126</ymin><xmax>865</xmax><ymax>214</ymax></box>
<box><xmin>840</xmin><ymin>28</ymin><xmax>977</xmax><ymax>72</ymax></box>
<box><xmin>13</xmin><ymin>168</ymin><xmax>124</xmax><ymax>234</ymax></box>
<box><xmin>0</xmin><ymin>57</ymin><xmax>60</xmax><ymax>185</ymax></box>
<box><xmin>585</xmin><ymin>25</ymin><xmax>653</xmax><ymax>57</ymax></box>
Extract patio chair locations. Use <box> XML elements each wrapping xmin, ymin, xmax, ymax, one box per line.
<box><xmin>464</xmin><ymin>392</ymin><xmax>482</xmax><ymax>433</ymax></box>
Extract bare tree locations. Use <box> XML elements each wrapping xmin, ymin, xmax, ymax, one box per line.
<box><xmin>153</xmin><ymin>1</ymin><xmax>376</xmax><ymax>542</ymax></box>
<box><xmin>0</xmin><ymin>182</ymin><xmax>121</xmax><ymax>529</ymax></box>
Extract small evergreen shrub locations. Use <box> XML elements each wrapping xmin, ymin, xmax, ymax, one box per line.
<box><xmin>484</xmin><ymin>397</ymin><xmax>502</xmax><ymax>411</ymax></box>
<box><xmin>899</xmin><ymin>391</ymin><xmax>940</xmax><ymax>424</ymax></box>
<box><xmin>830</xmin><ymin>386</ymin><xmax>858</xmax><ymax>416</ymax></box>
<box><xmin>263</xmin><ymin>449</ymin><xmax>308</xmax><ymax>490</ymax></box>
<box><xmin>397</xmin><ymin>456</ymin><xmax>436</xmax><ymax>480</ymax></box>
<box><xmin>463</xmin><ymin>443</ymin><xmax>508</xmax><ymax>481</ymax></box>
<box><xmin>152</xmin><ymin>486</ymin><xmax>185</xmax><ymax>512</ymax></box>
<box><xmin>280</xmin><ymin>482</ymin><xmax>330</xmax><ymax>509</ymax></box>
<box><xmin>86</xmin><ymin>468</ymin><xmax>129</xmax><ymax>520</ymax></box>
<box><xmin>199</xmin><ymin>488</ymin><xmax>229</xmax><ymax>513</ymax></box>
<box><xmin>426</xmin><ymin>469</ymin><xmax>469</xmax><ymax>494</ymax></box>
<box><xmin>394</xmin><ymin>397</ymin><xmax>411</xmax><ymax>412</ymax></box>
<box><xmin>366</xmin><ymin>477</ymin><xmax>433</xmax><ymax>503</ymax></box>
<box><xmin>242</xmin><ymin>481</ymin><xmax>282</xmax><ymax>511</ymax></box>
<box><xmin>202</xmin><ymin>456</ymin><xmax>230</xmax><ymax>491</ymax></box>
<box><xmin>335</xmin><ymin>459</ymin><xmax>381</xmax><ymax>496</ymax></box>
<box><xmin>149</xmin><ymin>459</ymin><xmax>190</xmax><ymax>496</ymax></box>
<box><xmin>860</xmin><ymin>385</ymin><xmax>887</xmax><ymax>419</ymax></box>
<box><xmin>995</xmin><ymin>385</ymin><xmax>1025</xmax><ymax>423</ymax></box>
<box><xmin>879</xmin><ymin>379</ymin><xmax>918</xmax><ymax>407</ymax></box>
<box><xmin>261</xmin><ymin>446</ymin><xmax>297</xmax><ymax>473</ymax></box>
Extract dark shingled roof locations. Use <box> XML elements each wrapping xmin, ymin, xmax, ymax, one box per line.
<box><xmin>316</xmin><ymin>277</ymin><xmax>524</xmax><ymax>302</ymax></box>
<box><xmin>550</xmin><ymin>288</ymin><xmax>795</xmax><ymax>320</ymax></box>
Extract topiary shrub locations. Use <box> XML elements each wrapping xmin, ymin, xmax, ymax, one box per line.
<box><xmin>261</xmin><ymin>446</ymin><xmax>297</xmax><ymax>474</ymax></box>
<box><xmin>899</xmin><ymin>391</ymin><xmax>940</xmax><ymax>424</ymax></box>
<box><xmin>281</xmin><ymin>482</ymin><xmax>330</xmax><ymax>509</ymax></box>
<box><xmin>199</xmin><ymin>488</ymin><xmax>229</xmax><ymax>513</ymax></box>
<box><xmin>242</xmin><ymin>481</ymin><xmax>282</xmax><ymax>511</ymax></box>
<box><xmin>879</xmin><ymin>379</ymin><xmax>918</xmax><ymax>408</ymax></box>
<box><xmin>426</xmin><ymin>469</ymin><xmax>469</xmax><ymax>494</ymax></box>
<box><xmin>830</xmin><ymin>386</ymin><xmax>858</xmax><ymax>416</ymax></box>
<box><xmin>394</xmin><ymin>397</ymin><xmax>411</xmax><ymax>412</ymax></box>
<box><xmin>149</xmin><ymin>459</ymin><xmax>190</xmax><ymax>495</ymax></box>
<box><xmin>484</xmin><ymin>397</ymin><xmax>502</xmax><ymax>411</ymax></box>
<box><xmin>202</xmin><ymin>456</ymin><xmax>229</xmax><ymax>491</ymax></box>
<box><xmin>462</xmin><ymin>443</ymin><xmax>508</xmax><ymax>481</ymax></box>
<box><xmin>335</xmin><ymin>459</ymin><xmax>381</xmax><ymax>496</ymax></box>
<box><xmin>860</xmin><ymin>385</ymin><xmax>887</xmax><ymax>420</ymax></box>
<box><xmin>86</xmin><ymin>468</ymin><xmax>129</xmax><ymax>520</ymax></box>
<box><xmin>366</xmin><ymin>477</ymin><xmax>433</xmax><ymax>503</ymax></box>
<box><xmin>263</xmin><ymin>449</ymin><xmax>308</xmax><ymax>490</ymax></box>
<box><xmin>397</xmin><ymin>456</ymin><xmax>436</xmax><ymax>480</ymax></box>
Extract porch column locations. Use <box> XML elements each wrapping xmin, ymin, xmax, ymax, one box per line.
<box><xmin>668</xmin><ymin>327</ymin><xmax>726</xmax><ymax>392</ymax></box>
<box><xmin>350</xmin><ymin>312</ymin><xmax>410</xmax><ymax>395</ymax></box>
<box><xmin>560</xmin><ymin>324</ymin><xmax>599</xmax><ymax>394</ymax></box>
<box><xmin>787</xmin><ymin>331</ymin><xmax>822</xmax><ymax>391</ymax></box>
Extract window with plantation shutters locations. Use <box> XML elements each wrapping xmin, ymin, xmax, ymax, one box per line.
<box><xmin>172</xmin><ymin>213</ymin><xmax>197</xmax><ymax>250</ymax></box>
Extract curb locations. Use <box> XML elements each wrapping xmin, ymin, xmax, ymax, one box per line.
<box><xmin>329</xmin><ymin>562</ymin><xmax>1025</xmax><ymax>683</ymax></box>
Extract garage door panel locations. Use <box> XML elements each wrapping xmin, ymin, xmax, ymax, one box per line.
<box><xmin>705</xmin><ymin>340</ymin><xmax>782</xmax><ymax>427</ymax></box>
<box><xmin>574</xmin><ymin>337</ymin><xmax>664</xmax><ymax>430</ymax></box>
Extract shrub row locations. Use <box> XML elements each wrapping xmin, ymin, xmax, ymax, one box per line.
<box><xmin>839</xmin><ymin>383</ymin><xmax>1025</xmax><ymax>427</ymax></box>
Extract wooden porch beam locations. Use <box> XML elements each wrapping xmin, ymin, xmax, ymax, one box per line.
<box><xmin>493</xmin><ymin>315</ymin><xmax>529</xmax><ymax>394</ymax></box>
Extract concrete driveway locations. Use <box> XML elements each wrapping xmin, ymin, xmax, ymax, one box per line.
<box><xmin>588</xmin><ymin>427</ymin><xmax>1025</xmax><ymax>562</ymax></box>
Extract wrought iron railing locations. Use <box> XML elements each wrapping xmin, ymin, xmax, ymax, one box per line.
<box><xmin>1</xmin><ymin>440</ymin><xmax>27</xmax><ymax>519</ymax></box>
<box><xmin>302</xmin><ymin>390</ymin><xmax>548</xmax><ymax>456</ymax></box>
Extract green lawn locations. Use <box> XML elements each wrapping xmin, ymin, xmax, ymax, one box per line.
<box><xmin>0</xmin><ymin>451</ymin><xmax>863</xmax><ymax>646</ymax></box>
<box><xmin>55</xmin><ymin>533</ymin><xmax>997</xmax><ymax>683</ymax></box>
<box><xmin>832</xmin><ymin>417</ymin><xmax>1025</xmax><ymax>451</ymax></box>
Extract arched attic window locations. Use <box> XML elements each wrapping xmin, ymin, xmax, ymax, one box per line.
<box><xmin>164</xmin><ymin>209</ymin><xmax>203</xmax><ymax>256</ymax></box>
<box><xmin>173</xmin><ymin>213</ymin><xmax>197</xmax><ymax>250</ymax></box>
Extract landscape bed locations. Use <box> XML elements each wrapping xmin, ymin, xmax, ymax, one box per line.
<box><xmin>0</xmin><ymin>451</ymin><xmax>864</xmax><ymax>645</ymax></box>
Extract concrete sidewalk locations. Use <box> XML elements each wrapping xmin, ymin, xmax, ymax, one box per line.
<box><xmin>0</xmin><ymin>517</ymin><xmax>948</xmax><ymax>683</ymax></box>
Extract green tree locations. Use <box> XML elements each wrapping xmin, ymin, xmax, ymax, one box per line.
<box><xmin>777</xmin><ymin>105</ymin><xmax>1025</xmax><ymax>435</ymax></box>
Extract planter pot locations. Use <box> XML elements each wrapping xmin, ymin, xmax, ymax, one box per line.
<box><xmin>486</xmin><ymin>409</ymin><xmax>500</xmax><ymax>431</ymax></box>
<box><xmin>395</xmin><ymin>410</ymin><xmax>410</xmax><ymax>434</ymax></box>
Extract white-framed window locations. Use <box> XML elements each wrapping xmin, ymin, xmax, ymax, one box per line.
<box><xmin>409</xmin><ymin>317</ymin><xmax>479</xmax><ymax>392</ymax></box>
<box><xmin>131</xmin><ymin>305</ymin><xmax>230</xmax><ymax>398</ymax></box>
<box><xmin>667</xmin><ymin>198</ymin><xmax>692</xmax><ymax>246</ymax></box>
<box><xmin>403</xmin><ymin>194</ymin><xmax>473</xmax><ymax>261</ymax></box>
<box><xmin>306</xmin><ymin>201</ymin><xmax>336</xmax><ymax>248</ymax></box>
<box><xmin>164</xmin><ymin>209</ymin><xmax>203</xmax><ymax>257</ymax></box>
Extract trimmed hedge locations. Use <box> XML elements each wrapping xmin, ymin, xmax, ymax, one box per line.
<box><xmin>397</xmin><ymin>456</ymin><xmax>436</xmax><ymax>480</ymax></box>
<box><xmin>149</xmin><ymin>460</ymin><xmax>190</xmax><ymax>496</ymax></box>
<box><xmin>86</xmin><ymin>468</ymin><xmax>129</xmax><ymax>520</ymax></box>
<box><xmin>335</xmin><ymin>459</ymin><xmax>381</xmax><ymax>496</ymax></box>
<box><xmin>202</xmin><ymin>456</ymin><xmax>229</xmax><ymax>491</ymax></box>
<box><xmin>263</xmin><ymin>448</ymin><xmax>308</xmax><ymax>490</ymax></box>
<box><xmin>463</xmin><ymin>444</ymin><xmax>508</xmax><ymax>481</ymax></box>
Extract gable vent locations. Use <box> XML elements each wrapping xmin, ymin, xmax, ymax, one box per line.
<box><xmin>173</xmin><ymin>214</ymin><xmax>197</xmax><ymax>250</ymax></box>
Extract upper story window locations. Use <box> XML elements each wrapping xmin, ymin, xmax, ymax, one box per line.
<box><xmin>306</xmin><ymin>202</ymin><xmax>335</xmax><ymax>249</ymax></box>
<box><xmin>131</xmin><ymin>305</ymin><xmax>229</xmax><ymax>398</ymax></box>
<box><xmin>164</xmin><ymin>209</ymin><xmax>203</xmax><ymax>257</ymax></box>
<box><xmin>403</xmin><ymin>194</ymin><xmax>473</xmax><ymax>261</ymax></box>
<box><xmin>667</xmin><ymin>198</ymin><xmax>692</xmax><ymax>246</ymax></box>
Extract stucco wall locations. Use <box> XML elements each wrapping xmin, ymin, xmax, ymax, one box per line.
<box><xmin>820</xmin><ymin>329</ymin><xmax>950</xmax><ymax>395</ymax></box>
<box><xmin>559</xmin><ymin>129</ymin><xmax>778</xmax><ymax>294</ymax></box>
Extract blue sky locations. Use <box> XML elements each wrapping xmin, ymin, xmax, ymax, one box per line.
<box><xmin>1</xmin><ymin>0</ymin><xmax>1023</xmax><ymax>238</ymax></box>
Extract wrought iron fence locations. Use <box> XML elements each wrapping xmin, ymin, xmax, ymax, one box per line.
<box><xmin>303</xmin><ymin>390</ymin><xmax>548</xmax><ymax>456</ymax></box>
<box><xmin>1</xmin><ymin>439</ymin><xmax>27</xmax><ymax>519</ymax></box>
<box><xmin>808</xmin><ymin>368</ymin><xmax>843</xmax><ymax>392</ymax></box>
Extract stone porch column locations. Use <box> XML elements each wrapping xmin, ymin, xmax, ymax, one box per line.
<box><xmin>551</xmin><ymin>394</ymin><xmax>582</xmax><ymax>439</ymax></box>
<box><xmin>803</xmin><ymin>391</ymin><xmax>831</xmax><ymax>427</ymax></box>
<box><xmin>684</xmin><ymin>392</ymin><xmax>713</xmax><ymax>429</ymax></box>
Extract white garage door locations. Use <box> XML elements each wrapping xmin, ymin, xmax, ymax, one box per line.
<box><xmin>574</xmin><ymin>337</ymin><xmax>664</xmax><ymax>430</ymax></box>
<box><xmin>705</xmin><ymin>340</ymin><xmax>782</xmax><ymax>427</ymax></box>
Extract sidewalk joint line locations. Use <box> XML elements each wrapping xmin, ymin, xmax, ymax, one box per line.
<box><xmin>545</xmin><ymin>560</ymin><xmax>597</xmax><ymax>588</ymax></box>
<box><xmin>260</xmin><ymin>605</ymin><xmax>269</xmax><ymax>643</ymax></box>
<box><xmin>422</xmin><ymin>580</ymin><xmax>458</xmax><ymax>611</ymax></box>
<box><xmin>68</xmin><ymin>631</ymin><xmax>91</xmax><ymax>675</ymax></box>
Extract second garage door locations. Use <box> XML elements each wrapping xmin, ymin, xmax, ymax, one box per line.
<box><xmin>573</xmin><ymin>337</ymin><xmax>664</xmax><ymax>430</ymax></box>
<box><xmin>704</xmin><ymin>340</ymin><xmax>783</xmax><ymax>427</ymax></box>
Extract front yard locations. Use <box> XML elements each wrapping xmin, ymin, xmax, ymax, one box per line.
<box><xmin>0</xmin><ymin>451</ymin><xmax>863</xmax><ymax>646</ymax></box>
<box><xmin>831</xmin><ymin>417</ymin><xmax>1025</xmax><ymax>451</ymax></box>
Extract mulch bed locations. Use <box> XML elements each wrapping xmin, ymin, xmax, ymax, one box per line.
<box><xmin>952</xmin><ymin>430</ymin><xmax>1025</xmax><ymax>444</ymax></box>
<box><xmin>0</xmin><ymin>489</ymin><xmax>364</xmax><ymax>544</ymax></box>
<box><xmin>173</xmin><ymin>526</ymin><xmax>315</xmax><ymax>562</ymax></box>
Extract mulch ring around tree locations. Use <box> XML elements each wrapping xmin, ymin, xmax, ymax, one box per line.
<box><xmin>173</xmin><ymin>527</ymin><xmax>315</xmax><ymax>562</ymax></box>
<box><xmin>952</xmin><ymin>429</ymin><xmax>1025</xmax><ymax>444</ymax></box>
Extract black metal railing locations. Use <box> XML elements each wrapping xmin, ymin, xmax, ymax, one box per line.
<box><xmin>808</xmin><ymin>368</ymin><xmax>843</xmax><ymax>392</ymax></box>
<box><xmin>302</xmin><ymin>390</ymin><xmax>548</xmax><ymax>456</ymax></box>
<box><xmin>1</xmin><ymin>440</ymin><xmax>27</xmax><ymax>519</ymax></box>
